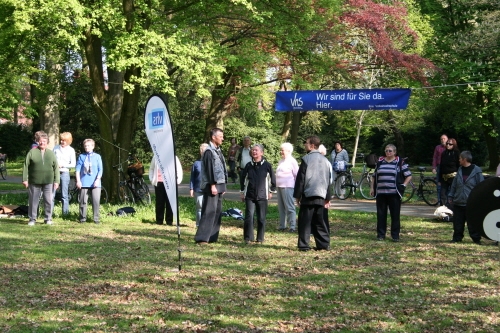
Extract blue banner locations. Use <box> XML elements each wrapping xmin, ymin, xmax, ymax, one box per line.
<box><xmin>275</xmin><ymin>88</ymin><xmax>411</xmax><ymax>112</ymax></box>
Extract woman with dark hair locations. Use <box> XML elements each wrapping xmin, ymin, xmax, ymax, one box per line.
<box><xmin>439</xmin><ymin>138</ymin><xmax>460</xmax><ymax>208</ymax></box>
<box><xmin>330</xmin><ymin>141</ymin><xmax>349</xmax><ymax>199</ymax></box>
<box><xmin>227</xmin><ymin>137</ymin><xmax>240</xmax><ymax>183</ymax></box>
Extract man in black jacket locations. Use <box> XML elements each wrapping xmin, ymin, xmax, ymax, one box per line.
<box><xmin>240</xmin><ymin>144</ymin><xmax>276</xmax><ymax>244</ymax></box>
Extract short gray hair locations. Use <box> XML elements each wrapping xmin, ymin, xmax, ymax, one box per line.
<box><xmin>280</xmin><ymin>142</ymin><xmax>294</xmax><ymax>154</ymax></box>
<box><xmin>460</xmin><ymin>150</ymin><xmax>472</xmax><ymax>163</ymax></box>
<box><xmin>318</xmin><ymin>144</ymin><xmax>327</xmax><ymax>156</ymax></box>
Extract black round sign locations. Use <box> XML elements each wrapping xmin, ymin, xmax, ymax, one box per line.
<box><xmin>466</xmin><ymin>176</ymin><xmax>500</xmax><ymax>241</ymax></box>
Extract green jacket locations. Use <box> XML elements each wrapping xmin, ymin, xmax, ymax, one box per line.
<box><xmin>22</xmin><ymin>148</ymin><xmax>60</xmax><ymax>185</ymax></box>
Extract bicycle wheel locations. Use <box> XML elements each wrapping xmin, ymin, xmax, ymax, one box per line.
<box><xmin>135</xmin><ymin>178</ymin><xmax>151</xmax><ymax>205</ymax></box>
<box><xmin>359</xmin><ymin>174</ymin><xmax>375</xmax><ymax>200</ymax></box>
<box><xmin>422</xmin><ymin>178</ymin><xmax>439</xmax><ymax>206</ymax></box>
<box><xmin>0</xmin><ymin>160</ymin><xmax>7</xmax><ymax>180</ymax></box>
<box><xmin>118</xmin><ymin>183</ymin><xmax>135</xmax><ymax>204</ymax></box>
<box><xmin>100</xmin><ymin>186</ymin><xmax>108</xmax><ymax>204</ymax></box>
<box><xmin>335</xmin><ymin>173</ymin><xmax>353</xmax><ymax>200</ymax></box>
<box><xmin>401</xmin><ymin>182</ymin><xmax>416</xmax><ymax>204</ymax></box>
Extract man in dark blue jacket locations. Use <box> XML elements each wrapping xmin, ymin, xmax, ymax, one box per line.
<box><xmin>240</xmin><ymin>144</ymin><xmax>276</xmax><ymax>244</ymax></box>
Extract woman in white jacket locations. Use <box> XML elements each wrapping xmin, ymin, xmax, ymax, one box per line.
<box><xmin>149</xmin><ymin>156</ymin><xmax>182</xmax><ymax>225</ymax></box>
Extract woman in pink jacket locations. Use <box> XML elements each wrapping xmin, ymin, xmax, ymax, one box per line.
<box><xmin>276</xmin><ymin>142</ymin><xmax>299</xmax><ymax>232</ymax></box>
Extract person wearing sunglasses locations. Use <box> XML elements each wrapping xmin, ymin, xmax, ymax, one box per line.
<box><xmin>370</xmin><ymin>144</ymin><xmax>412</xmax><ymax>242</ymax></box>
<box><xmin>439</xmin><ymin>138</ymin><xmax>460</xmax><ymax>208</ymax></box>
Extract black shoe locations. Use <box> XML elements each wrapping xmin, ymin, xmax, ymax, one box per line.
<box><xmin>94</xmin><ymin>221</ymin><xmax>100</xmax><ymax>225</ymax></box>
<box><xmin>473</xmin><ymin>240</ymin><xmax>482</xmax><ymax>245</ymax></box>
<box><xmin>449</xmin><ymin>239</ymin><xmax>462</xmax><ymax>243</ymax></box>
<box><xmin>289</xmin><ymin>229</ymin><xmax>296</xmax><ymax>233</ymax></box>
<box><xmin>377</xmin><ymin>237</ymin><xmax>385</xmax><ymax>241</ymax></box>
<box><xmin>298</xmin><ymin>247</ymin><xmax>311</xmax><ymax>252</ymax></box>
<box><xmin>166</xmin><ymin>222</ymin><xmax>173</xmax><ymax>226</ymax></box>
<box><xmin>313</xmin><ymin>246</ymin><xmax>331</xmax><ymax>251</ymax></box>
<box><xmin>392</xmin><ymin>238</ymin><xmax>400</xmax><ymax>243</ymax></box>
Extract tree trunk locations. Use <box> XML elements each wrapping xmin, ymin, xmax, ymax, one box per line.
<box><xmin>204</xmin><ymin>72</ymin><xmax>235</xmax><ymax>141</ymax></box>
<box><xmin>477</xmin><ymin>91</ymin><xmax>499</xmax><ymax>171</ymax></box>
<box><xmin>289</xmin><ymin>112</ymin><xmax>302</xmax><ymax>146</ymax></box>
<box><xmin>280</xmin><ymin>112</ymin><xmax>292</xmax><ymax>141</ymax></box>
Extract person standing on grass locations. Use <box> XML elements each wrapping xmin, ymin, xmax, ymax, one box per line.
<box><xmin>439</xmin><ymin>138</ymin><xmax>460</xmax><ymax>208</ymax></box>
<box><xmin>150</xmin><ymin>155</ymin><xmax>182</xmax><ymax>225</ymax></box>
<box><xmin>53</xmin><ymin>132</ymin><xmax>76</xmax><ymax>216</ymax></box>
<box><xmin>235</xmin><ymin>136</ymin><xmax>252</xmax><ymax>180</ymax></box>
<box><xmin>276</xmin><ymin>142</ymin><xmax>299</xmax><ymax>232</ymax></box>
<box><xmin>194</xmin><ymin>128</ymin><xmax>228</xmax><ymax>245</ymax></box>
<box><xmin>190</xmin><ymin>143</ymin><xmax>209</xmax><ymax>227</ymax></box>
<box><xmin>448</xmin><ymin>151</ymin><xmax>484</xmax><ymax>244</ymax></box>
<box><xmin>294</xmin><ymin>135</ymin><xmax>332</xmax><ymax>251</ymax></box>
<box><xmin>227</xmin><ymin>138</ymin><xmax>240</xmax><ymax>183</ymax></box>
<box><xmin>330</xmin><ymin>140</ymin><xmax>349</xmax><ymax>199</ymax></box>
<box><xmin>432</xmin><ymin>134</ymin><xmax>448</xmax><ymax>205</ymax></box>
<box><xmin>370</xmin><ymin>144</ymin><xmax>412</xmax><ymax>242</ymax></box>
<box><xmin>22</xmin><ymin>131</ymin><xmax>60</xmax><ymax>226</ymax></box>
<box><xmin>240</xmin><ymin>144</ymin><xmax>276</xmax><ymax>244</ymax></box>
<box><xmin>75</xmin><ymin>139</ymin><xmax>103</xmax><ymax>224</ymax></box>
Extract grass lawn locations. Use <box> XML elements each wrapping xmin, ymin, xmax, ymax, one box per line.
<box><xmin>0</xmin><ymin>192</ymin><xmax>498</xmax><ymax>332</ymax></box>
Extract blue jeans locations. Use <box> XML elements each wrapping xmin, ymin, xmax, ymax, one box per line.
<box><xmin>277</xmin><ymin>187</ymin><xmax>296</xmax><ymax>229</ymax></box>
<box><xmin>53</xmin><ymin>172</ymin><xmax>70</xmax><ymax>215</ymax></box>
<box><xmin>194</xmin><ymin>192</ymin><xmax>203</xmax><ymax>227</ymax></box>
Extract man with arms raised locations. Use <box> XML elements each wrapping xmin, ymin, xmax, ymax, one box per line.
<box><xmin>294</xmin><ymin>135</ymin><xmax>332</xmax><ymax>251</ymax></box>
<box><xmin>194</xmin><ymin>128</ymin><xmax>228</xmax><ymax>245</ymax></box>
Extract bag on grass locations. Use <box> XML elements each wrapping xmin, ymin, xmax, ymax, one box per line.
<box><xmin>116</xmin><ymin>206</ymin><xmax>136</xmax><ymax>216</ymax></box>
<box><xmin>221</xmin><ymin>208</ymin><xmax>244</xmax><ymax>220</ymax></box>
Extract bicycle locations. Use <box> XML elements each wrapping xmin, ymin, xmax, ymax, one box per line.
<box><xmin>334</xmin><ymin>153</ymin><xmax>375</xmax><ymax>200</ymax></box>
<box><xmin>402</xmin><ymin>166</ymin><xmax>439</xmax><ymax>206</ymax></box>
<box><xmin>113</xmin><ymin>155</ymin><xmax>151</xmax><ymax>205</ymax></box>
<box><xmin>0</xmin><ymin>147</ymin><xmax>7</xmax><ymax>180</ymax></box>
<box><xmin>60</xmin><ymin>175</ymin><xmax>109</xmax><ymax>205</ymax></box>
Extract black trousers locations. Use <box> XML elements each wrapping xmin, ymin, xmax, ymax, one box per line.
<box><xmin>297</xmin><ymin>204</ymin><xmax>330</xmax><ymax>250</ymax></box>
<box><xmin>244</xmin><ymin>199</ymin><xmax>268</xmax><ymax>242</ymax></box>
<box><xmin>154</xmin><ymin>182</ymin><xmax>173</xmax><ymax>225</ymax></box>
<box><xmin>194</xmin><ymin>191</ymin><xmax>223</xmax><ymax>243</ymax></box>
<box><xmin>376</xmin><ymin>194</ymin><xmax>401</xmax><ymax>240</ymax></box>
<box><xmin>452</xmin><ymin>205</ymin><xmax>481</xmax><ymax>242</ymax></box>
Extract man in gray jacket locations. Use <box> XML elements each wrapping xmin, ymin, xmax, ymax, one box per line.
<box><xmin>194</xmin><ymin>128</ymin><xmax>227</xmax><ymax>244</ymax></box>
<box><xmin>294</xmin><ymin>135</ymin><xmax>332</xmax><ymax>251</ymax></box>
<box><xmin>448</xmin><ymin>151</ymin><xmax>484</xmax><ymax>244</ymax></box>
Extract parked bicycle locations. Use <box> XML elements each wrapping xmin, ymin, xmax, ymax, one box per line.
<box><xmin>402</xmin><ymin>166</ymin><xmax>438</xmax><ymax>206</ymax></box>
<box><xmin>334</xmin><ymin>153</ymin><xmax>376</xmax><ymax>200</ymax></box>
<box><xmin>0</xmin><ymin>147</ymin><xmax>7</xmax><ymax>180</ymax></box>
<box><xmin>56</xmin><ymin>175</ymin><xmax>109</xmax><ymax>205</ymax></box>
<box><xmin>113</xmin><ymin>155</ymin><xmax>151</xmax><ymax>205</ymax></box>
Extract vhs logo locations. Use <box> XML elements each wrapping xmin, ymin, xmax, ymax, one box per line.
<box><xmin>149</xmin><ymin>108</ymin><xmax>164</xmax><ymax>129</ymax></box>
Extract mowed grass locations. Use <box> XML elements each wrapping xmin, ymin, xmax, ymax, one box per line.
<box><xmin>0</xmin><ymin>193</ymin><xmax>499</xmax><ymax>332</ymax></box>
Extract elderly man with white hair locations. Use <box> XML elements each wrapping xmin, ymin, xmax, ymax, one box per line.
<box><xmin>275</xmin><ymin>142</ymin><xmax>299</xmax><ymax>232</ymax></box>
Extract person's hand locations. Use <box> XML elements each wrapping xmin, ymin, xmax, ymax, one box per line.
<box><xmin>189</xmin><ymin>189</ymin><xmax>194</xmax><ymax>197</ymax></box>
<box><xmin>53</xmin><ymin>183</ymin><xmax>59</xmax><ymax>191</ymax></box>
<box><xmin>211</xmin><ymin>184</ymin><xmax>217</xmax><ymax>195</ymax></box>
<box><xmin>370</xmin><ymin>189</ymin><xmax>374</xmax><ymax>197</ymax></box>
<box><xmin>240</xmin><ymin>192</ymin><xmax>245</xmax><ymax>202</ymax></box>
<box><xmin>295</xmin><ymin>198</ymin><xmax>300</xmax><ymax>206</ymax></box>
<box><xmin>324</xmin><ymin>200</ymin><xmax>330</xmax><ymax>209</ymax></box>
<box><xmin>268</xmin><ymin>193</ymin><xmax>272</xmax><ymax>200</ymax></box>
<box><xmin>22</xmin><ymin>181</ymin><xmax>28</xmax><ymax>188</ymax></box>
<box><xmin>76</xmin><ymin>180</ymin><xmax>82</xmax><ymax>189</ymax></box>
<box><xmin>432</xmin><ymin>168</ymin><xmax>437</xmax><ymax>174</ymax></box>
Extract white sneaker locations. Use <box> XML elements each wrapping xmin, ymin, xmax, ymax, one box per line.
<box><xmin>45</xmin><ymin>221</ymin><xmax>53</xmax><ymax>225</ymax></box>
<box><xmin>28</xmin><ymin>221</ymin><xmax>35</xmax><ymax>226</ymax></box>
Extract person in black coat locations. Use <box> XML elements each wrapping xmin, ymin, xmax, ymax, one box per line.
<box><xmin>240</xmin><ymin>144</ymin><xmax>276</xmax><ymax>244</ymax></box>
<box><xmin>439</xmin><ymin>138</ymin><xmax>460</xmax><ymax>208</ymax></box>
